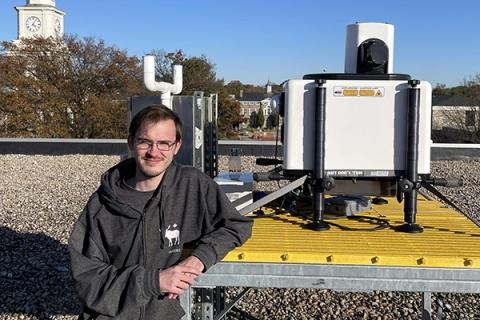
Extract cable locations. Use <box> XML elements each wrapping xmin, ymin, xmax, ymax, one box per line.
<box><xmin>325</xmin><ymin>215</ymin><xmax>390</xmax><ymax>232</ymax></box>
<box><xmin>250</xmin><ymin>197</ymin><xmax>390</xmax><ymax>231</ymax></box>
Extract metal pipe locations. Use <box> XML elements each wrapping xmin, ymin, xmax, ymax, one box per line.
<box><xmin>396</xmin><ymin>79</ymin><xmax>423</xmax><ymax>233</ymax></box>
<box><xmin>143</xmin><ymin>55</ymin><xmax>183</xmax><ymax>109</ymax></box>
<box><xmin>307</xmin><ymin>80</ymin><xmax>330</xmax><ymax>231</ymax></box>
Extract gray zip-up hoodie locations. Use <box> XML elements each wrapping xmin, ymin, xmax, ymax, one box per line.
<box><xmin>68</xmin><ymin>158</ymin><xmax>253</xmax><ymax>319</ymax></box>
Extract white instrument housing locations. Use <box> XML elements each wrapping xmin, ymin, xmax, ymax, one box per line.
<box><xmin>283</xmin><ymin>79</ymin><xmax>432</xmax><ymax>178</ymax></box>
<box><xmin>345</xmin><ymin>22</ymin><xmax>394</xmax><ymax>74</ymax></box>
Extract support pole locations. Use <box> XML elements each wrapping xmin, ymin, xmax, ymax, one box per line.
<box><xmin>395</xmin><ymin>80</ymin><xmax>423</xmax><ymax>233</ymax></box>
<box><xmin>422</xmin><ymin>292</ymin><xmax>432</xmax><ymax>320</ymax></box>
<box><xmin>180</xmin><ymin>287</ymin><xmax>193</xmax><ymax>320</ymax></box>
<box><xmin>306</xmin><ymin>80</ymin><xmax>330</xmax><ymax>231</ymax></box>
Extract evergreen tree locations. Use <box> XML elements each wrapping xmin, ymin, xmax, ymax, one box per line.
<box><xmin>249</xmin><ymin>111</ymin><xmax>258</xmax><ymax>128</ymax></box>
<box><xmin>256</xmin><ymin>107</ymin><xmax>265</xmax><ymax>128</ymax></box>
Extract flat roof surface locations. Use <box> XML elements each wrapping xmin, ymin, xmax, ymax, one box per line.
<box><xmin>224</xmin><ymin>196</ymin><xmax>480</xmax><ymax>268</ymax></box>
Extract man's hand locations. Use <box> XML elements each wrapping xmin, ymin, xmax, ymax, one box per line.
<box><xmin>178</xmin><ymin>256</ymin><xmax>204</xmax><ymax>273</ymax></box>
<box><xmin>166</xmin><ymin>256</ymin><xmax>205</xmax><ymax>300</ymax></box>
<box><xmin>159</xmin><ymin>265</ymin><xmax>201</xmax><ymax>297</ymax></box>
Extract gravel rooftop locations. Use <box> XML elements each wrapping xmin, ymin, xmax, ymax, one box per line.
<box><xmin>0</xmin><ymin>155</ymin><xmax>479</xmax><ymax>319</ymax></box>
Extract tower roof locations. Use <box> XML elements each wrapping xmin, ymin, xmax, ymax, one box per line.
<box><xmin>28</xmin><ymin>0</ymin><xmax>55</xmax><ymax>7</ymax></box>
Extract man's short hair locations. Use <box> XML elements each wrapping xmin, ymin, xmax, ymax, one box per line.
<box><xmin>129</xmin><ymin>104</ymin><xmax>182</xmax><ymax>141</ymax></box>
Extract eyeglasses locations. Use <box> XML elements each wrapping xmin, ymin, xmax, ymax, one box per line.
<box><xmin>135</xmin><ymin>138</ymin><xmax>177</xmax><ymax>151</ymax></box>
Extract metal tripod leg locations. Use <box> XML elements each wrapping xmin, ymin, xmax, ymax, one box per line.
<box><xmin>238</xmin><ymin>175</ymin><xmax>308</xmax><ymax>215</ymax></box>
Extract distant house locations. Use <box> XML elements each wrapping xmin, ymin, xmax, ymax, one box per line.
<box><xmin>237</xmin><ymin>81</ymin><xmax>275</xmax><ymax>127</ymax></box>
<box><xmin>432</xmin><ymin>95</ymin><xmax>480</xmax><ymax>130</ymax></box>
<box><xmin>432</xmin><ymin>95</ymin><xmax>480</xmax><ymax>143</ymax></box>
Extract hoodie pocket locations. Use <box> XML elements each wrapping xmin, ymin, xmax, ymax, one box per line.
<box><xmin>147</xmin><ymin>298</ymin><xmax>186</xmax><ymax>319</ymax></box>
<box><xmin>168</xmin><ymin>299</ymin><xmax>186</xmax><ymax>318</ymax></box>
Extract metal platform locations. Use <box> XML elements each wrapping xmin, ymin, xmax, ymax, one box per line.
<box><xmin>224</xmin><ymin>196</ymin><xmax>480</xmax><ymax>268</ymax></box>
<box><xmin>181</xmin><ymin>196</ymin><xmax>480</xmax><ymax>319</ymax></box>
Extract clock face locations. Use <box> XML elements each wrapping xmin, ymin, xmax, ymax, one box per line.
<box><xmin>26</xmin><ymin>16</ymin><xmax>41</xmax><ymax>33</ymax></box>
<box><xmin>55</xmin><ymin>19</ymin><xmax>61</xmax><ymax>34</ymax></box>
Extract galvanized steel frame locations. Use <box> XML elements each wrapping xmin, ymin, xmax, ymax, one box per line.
<box><xmin>180</xmin><ymin>262</ymin><xmax>480</xmax><ymax>319</ymax></box>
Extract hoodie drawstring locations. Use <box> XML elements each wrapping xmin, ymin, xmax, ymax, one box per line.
<box><xmin>159</xmin><ymin>206</ymin><xmax>166</xmax><ymax>249</ymax></box>
<box><xmin>154</xmin><ymin>189</ymin><xmax>166</xmax><ymax>249</ymax></box>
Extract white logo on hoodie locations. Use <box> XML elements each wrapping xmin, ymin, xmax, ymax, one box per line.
<box><xmin>165</xmin><ymin>224</ymin><xmax>180</xmax><ymax>247</ymax></box>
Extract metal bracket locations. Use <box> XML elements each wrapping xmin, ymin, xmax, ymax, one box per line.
<box><xmin>214</xmin><ymin>287</ymin><xmax>251</xmax><ymax>320</ymax></box>
<box><xmin>321</xmin><ymin>176</ymin><xmax>336</xmax><ymax>190</ymax></box>
<box><xmin>399</xmin><ymin>178</ymin><xmax>415</xmax><ymax>193</ymax></box>
<box><xmin>193</xmin><ymin>287</ymin><xmax>214</xmax><ymax>320</ymax></box>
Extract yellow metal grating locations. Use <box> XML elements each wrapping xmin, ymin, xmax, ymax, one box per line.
<box><xmin>224</xmin><ymin>196</ymin><xmax>480</xmax><ymax>268</ymax></box>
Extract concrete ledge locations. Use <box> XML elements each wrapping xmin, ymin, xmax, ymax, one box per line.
<box><xmin>218</xmin><ymin>140</ymin><xmax>283</xmax><ymax>157</ymax></box>
<box><xmin>431</xmin><ymin>144</ymin><xmax>480</xmax><ymax>161</ymax></box>
<box><xmin>1</xmin><ymin>138</ymin><xmax>480</xmax><ymax>160</ymax></box>
<box><xmin>0</xmin><ymin>138</ymin><xmax>127</xmax><ymax>155</ymax></box>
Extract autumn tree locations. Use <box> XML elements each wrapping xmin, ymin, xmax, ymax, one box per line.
<box><xmin>433</xmin><ymin>83</ymin><xmax>468</xmax><ymax>96</ymax></box>
<box><xmin>0</xmin><ymin>36</ymin><xmax>146</xmax><ymax>138</ymax></box>
<box><xmin>217</xmin><ymin>92</ymin><xmax>245</xmax><ymax>138</ymax></box>
<box><xmin>0</xmin><ymin>38</ymin><xmax>251</xmax><ymax>139</ymax></box>
<box><xmin>225</xmin><ymin>80</ymin><xmax>281</xmax><ymax>98</ymax></box>
<box><xmin>0</xmin><ymin>37</ymin><xmax>71</xmax><ymax>137</ymax></box>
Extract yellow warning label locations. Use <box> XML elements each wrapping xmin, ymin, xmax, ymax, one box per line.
<box><xmin>333</xmin><ymin>87</ymin><xmax>384</xmax><ymax>97</ymax></box>
<box><xmin>343</xmin><ymin>89</ymin><xmax>359</xmax><ymax>96</ymax></box>
<box><xmin>359</xmin><ymin>89</ymin><xmax>375</xmax><ymax>96</ymax></box>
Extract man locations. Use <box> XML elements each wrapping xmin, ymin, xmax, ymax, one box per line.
<box><xmin>68</xmin><ymin>105</ymin><xmax>253</xmax><ymax>319</ymax></box>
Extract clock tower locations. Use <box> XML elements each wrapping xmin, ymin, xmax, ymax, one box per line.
<box><xmin>15</xmin><ymin>0</ymin><xmax>65</xmax><ymax>39</ymax></box>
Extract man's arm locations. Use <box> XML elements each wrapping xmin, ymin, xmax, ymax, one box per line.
<box><xmin>190</xmin><ymin>177</ymin><xmax>253</xmax><ymax>270</ymax></box>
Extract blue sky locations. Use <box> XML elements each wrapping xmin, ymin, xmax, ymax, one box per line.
<box><xmin>1</xmin><ymin>0</ymin><xmax>479</xmax><ymax>87</ymax></box>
